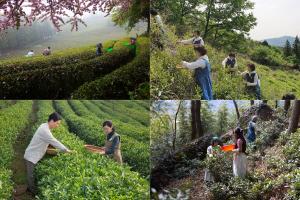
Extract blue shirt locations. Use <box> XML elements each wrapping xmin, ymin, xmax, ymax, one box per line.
<box><xmin>247</xmin><ymin>121</ymin><xmax>256</xmax><ymax>142</ymax></box>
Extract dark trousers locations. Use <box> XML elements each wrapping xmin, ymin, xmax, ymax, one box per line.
<box><xmin>25</xmin><ymin>160</ymin><xmax>37</xmax><ymax>195</ymax></box>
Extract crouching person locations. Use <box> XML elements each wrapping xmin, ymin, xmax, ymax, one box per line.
<box><xmin>24</xmin><ymin>112</ymin><xmax>71</xmax><ymax>195</ymax></box>
<box><xmin>241</xmin><ymin>63</ymin><xmax>261</xmax><ymax>100</ymax></box>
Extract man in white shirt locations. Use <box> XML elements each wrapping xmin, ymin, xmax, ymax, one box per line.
<box><xmin>25</xmin><ymin>50</ymin><xmax>35</xmax><ymax>57</ymax></box>
<box><xmin>24</xmin><ymin>112</ymin><xmax>71</xmax><ymax>195</ymax></box>
<box><xmin>178</xmin><ymin>31</ymin><xmax>205</xmax><ymax>47</ymax></box>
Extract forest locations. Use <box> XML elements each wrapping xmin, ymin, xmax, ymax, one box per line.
<box><xmin>150</xmin><ymin>100</ymin><xmax>300</xmax><ymax>199</ymax></box>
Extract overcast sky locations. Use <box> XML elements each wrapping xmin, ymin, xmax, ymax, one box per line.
<box><xmin>249</xmin><ymin>0</ymin><xmax>300</xmax><ymax>40</ymax></box>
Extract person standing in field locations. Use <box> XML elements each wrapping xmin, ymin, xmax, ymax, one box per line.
<box><xmin>42</xmin><ymin>46</ymin><xmax>51</xmax><ymax>56</ymax></box>
<box><xmin>178</xmin><ymin>30</ymin><xmax>205</xmax><ymax>48</ymax></box>
<box><xmin>100</xmin><ymin>120</ymin><xmax>123</xmax><ymax>164</ymax></box>
<box><xmin>232</xmin><ymin>128</ymin><xmax>247</xmax><ymax>178</ymax></box>
<box><xmin>246</xmin><ymin>115</ymin><xmax>258</xmax><ymax>143</ymax></box>
<box><xmin>96</xmin><ymin>43</ymin><xmax>103</xmax><ymax>56</ymax></box>
<box><xmin>24</xmin><ymin>112</ymin><xmax>71</xmax><ymax>195</ymax></box>
<box><xmin>179</xmin><ymin>46</ymin><xmax>214</xmax><ymax>100</ymax></box>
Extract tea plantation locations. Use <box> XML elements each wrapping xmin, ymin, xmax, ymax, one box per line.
<box><xmin>0</xmin><ymin>100</ymin><xmax>150</xmax><ymax>199</ymax></box>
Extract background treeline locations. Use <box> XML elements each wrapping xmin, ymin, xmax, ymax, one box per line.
<box><xmin>0</xmin><ymin>22</ymin><xmax>55</xmax><ymax>54</ymax></box>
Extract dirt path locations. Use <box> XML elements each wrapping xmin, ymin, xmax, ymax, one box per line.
<box><xmin>11</xmin><ymin>100</ymin><xmax>38</xmax><ymax>200</ymax></box>
<box><xmin>166</xmin><ymin>169</ymin><xmax>210</xmax><ymax>200</ymax></box>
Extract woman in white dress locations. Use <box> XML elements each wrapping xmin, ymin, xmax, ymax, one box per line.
<box><xmin>232</xmin><ymin>128</ymin><xmax>247</xmax><ymax>178</ymax></box>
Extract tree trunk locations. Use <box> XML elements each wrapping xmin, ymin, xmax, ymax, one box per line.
<box><xmin>233</xmin><ymin>100</ymin><xmax>240</xmax><ymax>120</ymax></box>
<box><xmin>204</xmin><ymin>0</ymin><xmax>214</xmax><ymax>39</ymax></box>
<box><xmin>191</xmin><ymin>100</ymin><xmax>203</xmax><ymax>140</ymax></box>
<box><xmin>172</xmin><ymin>101</ymin><xmax>182</xmax><ymax>151</ymax></box>
<box><xmin>287</xmin><ymin>100</ymin><xmax>300</xmax><ymax>134</ymax></box>
<box><xmin>284</xmin><ymin>100</ymin><xmax>291</xmax><ymax>113</ymax></box>
<box><xmin>250</xmin><ymin>100</ymin><xmax>254</xmax><ymax>105</ymax></box>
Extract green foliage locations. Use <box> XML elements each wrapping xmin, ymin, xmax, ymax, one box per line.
<box><xmin>53</xmin><ymin>100</ymin><xmax>150</xmax><ymax>177</ymax></box>
<box><xmin>0</xmin><ymin>47</ymin><xmax>134</xmax><ymax>99</ymax></box>
<box><xmin>215</xmin><ymin>103</ymin><xmax>230</xmax><ymax>135</ymax></box>
<box><xmin>206</xmin><ymin>128</ymin><xmax>300</xmax><ymax>200</ymax></box>
<box><xmin>112</xmin><ymin>0</ymin><xmax>149</xmax><ymax>32</ymax></box>
<box><xmin>284</xmin><ymin>40</ymin><xmax>293</xmax><ymax>57</ymax></box>
<box><xmin>0</xmin><ymin>101</ymin><xmax>33</xmax><ymax>199</ymax></box>
<box><xmin>0</xmin><ymin>22</ymin><xmax>55</xmax><ymax>53</ymax></box>
<box><xmin>33</xmin><ymin>101</ymin><xmax>149</xmax><ymax>199</ymax></box>
<box><xmin>250</xmin><ymin>45</ymin><xmax>287</xmax><ymax>66</ymax></box>
<box><xmin>72</xmin><ymin>37</ymin><xmax>149</xmax><ymax>99</ymax></box>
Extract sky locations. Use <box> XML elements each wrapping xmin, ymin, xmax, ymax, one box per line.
<box><xmin>249</xmin><ymin>0</ymin><xmax>300</xmax><ymax>40</ymax></box>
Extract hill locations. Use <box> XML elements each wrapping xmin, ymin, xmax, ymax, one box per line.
<box><xmin>150</xmin><ymin>26</ymin><xmax>300</xmax><ymax>100</ymax></box>
<box><xmin>264</xmin><ymin>36</ymin><xmax>295</xmax><ymax>47</ymax></box>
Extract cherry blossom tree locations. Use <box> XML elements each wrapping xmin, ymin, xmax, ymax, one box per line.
<box><xmin>0</xmin><ymin>0</ymin><xmax>148</xmax><ymax>31</ymax></box>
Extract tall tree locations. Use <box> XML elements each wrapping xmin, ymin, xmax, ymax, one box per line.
<box><xmin>172</xmin><ymin>101</ymin><xmax>182</xmax><ymax>151</ymax></box>
<box><xmin>201</xmin><ymin>101</ymin><xmax>216</xmax><ymax>135</ymax></box>
<box><xmin>178</xmin><ymin>101</ymin><xmax>192</xmax><ymax>144</ymax></box>
<box><xmin>201</xmin><ymin>0</ymin><xmax>257</xmax><ymax>47</ymax></box>
<box><xmin>191</xmin><ymin>100</ymin><xmax>203</xmax><ymax>140</ymax></box>
<box><xmin>216</xmin><ymin>103</ymin><xmax>229</xmax><ymax>135</ymax></box>
<box><xmin>287</xmin><ymin>100</ymin><xmax>300</xmax><ymax>134</ymax></box>
<box><xmin>293</xmin><ymin>36</ymin><xmax>300</xmax><ymax>60</ymax></box>
<box><xmin>284</xmin><ymin>40</ymin><xmax>292</xmax><ymax>57</ymax></box>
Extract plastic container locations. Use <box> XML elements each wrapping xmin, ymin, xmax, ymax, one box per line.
<box><xmin>84</xmin><ymin>144</ymin><xmax>105</xmax><ymax>154</ymax></box>
<box><xmin>221</xmin><ymin>144</ymin><xmax>235</xmax><ymax>152</ymax></box>
<box><xmin>106</xmin><ymin>47</ymin><xmax>113</xmax><ymax>52</ymax></box>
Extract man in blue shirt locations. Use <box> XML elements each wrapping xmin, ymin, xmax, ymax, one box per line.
<box><xmin>247</xmin><ymin>116</ymin><xmax>258</xmax><ymax>143</ymax></box>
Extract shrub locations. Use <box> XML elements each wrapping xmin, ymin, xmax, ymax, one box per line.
<box><xmin>0</xmin><ymin>47</ymin><xmax>134</xmax><ymax>99</ymax></box>
<box><xmin>34</xmin><ymin>100</ymin><xmax>149</xmax><ymax>199</ymax></box>
<box><xmin>0</xmin><ymin>101</ymin><xmax>33</xmax><ymax>199</ymax></box>
<box><xmin>0</xmin><ymin>39</ymin><xmax>119</xmax><ymax>76</ymax></box>
<box><xmin>54</xmin><ymin>100</ymin><xmax>150</xmax><ymax>177</ymax></box>
<box><xmin>72</xmin><ymin>38</ymin><xmax>149</xmax><ymax>99</ymax></box>
<box><xmin>250</xmin><ymin>45</ymin><xmax>287</xmax><ymax>66</ymax></box>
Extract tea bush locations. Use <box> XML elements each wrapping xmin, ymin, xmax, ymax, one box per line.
<box><xmin>34</xmin><ymin>100</ymin><xmax>149</xmax><ymax>199</ymax></box>
<box><xmin>0</xmin><ymin>101</ymin><xmax>33</xmax><ymax>199</ymax></box>
<box><xmin>53</xmin><ymin>100</ymin><xmax>150</xmax><ymax>177</ymax></box>
<box><xmin>0</xmin><ymin>47</ymin><xmax>134</xmax><ymax>99</ymax></box>
<box><xmin>72</xmin><ymin>37</ymin><xmax>150</xmax><ymax>99</ymax></box>
<box><xmin>0</xmin><ymin>39</ymin><xmax>123</xmax><ymax>75</ymax></box>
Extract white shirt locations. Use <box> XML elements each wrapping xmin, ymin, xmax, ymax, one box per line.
<box><xmin>26</xmin><ymin>51</ymin><xmax>34</xmax><ymax>57</ymax></box>
<box><xmin>222</xmin><ymin>57</ymin><xmax>238</xmax><ymax>68</ymax></box>
<box><xmin>180</xmin><ymin>36</ymin><xmax>205</xmax><ymax>46</ymax></box>
<box><xmin>24</xmin><ymin>123</ymin><xmax>69</xmax><ymax>164</ymax></box>
<box><xmin>182</xmin><ymin>55</ymin><xmax>209</xmax><ymax>70</ymax></box>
